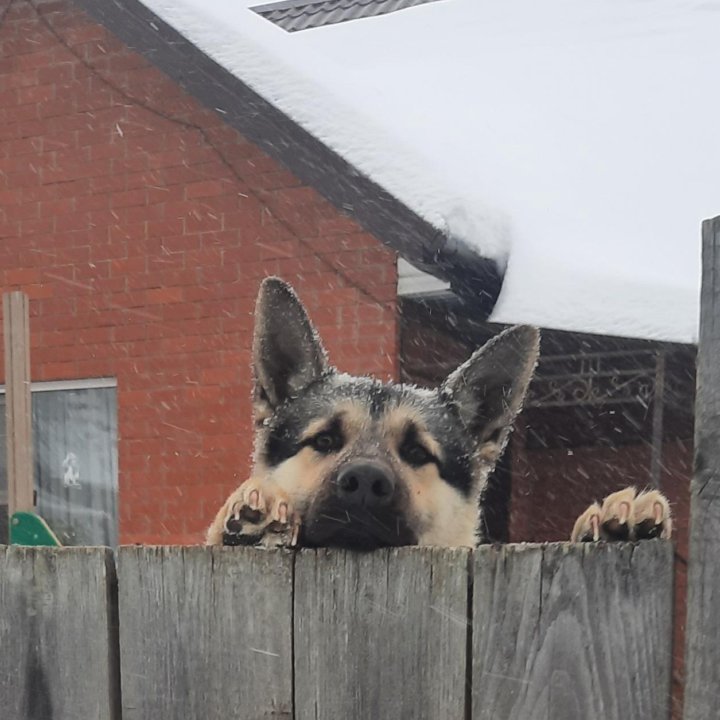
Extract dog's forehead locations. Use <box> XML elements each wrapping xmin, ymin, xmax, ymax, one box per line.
<box><xmin>310</xmin><ymin>374</ymin><xmax>437</xmax><ymax>416</ymax></box>
<box><xmin>271</xmin><ymin>373</ymin><xmax>462</xmax><ymax>438</ymax></box>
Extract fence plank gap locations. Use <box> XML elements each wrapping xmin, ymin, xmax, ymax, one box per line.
<box><xmin>117</xmin><ymin>546</ymin><xmax>294</xmax><ymax>720</ymax></box>
<box><xmin>293</xmin><ymin>547</ymin><xmax>469</xmax><ymax>720</ymax></box>
<box><xmin>0</xmin><ymin>546</ymin><xmax>120</xmax><ymax>720</ymax></box>
<box><xmin>684</xmin><ymin>214</ymin><xmax>720</xmax><ymax>720</ymax></box>
<box><xmin>472</xmin><ymin>541</ymin><xmax>674</xmax><ymax>720</ymax></box>
<box><xmin>2</xmin><ymin>291</ymin><xmax>34</xmax><ymax>516</ymax></box>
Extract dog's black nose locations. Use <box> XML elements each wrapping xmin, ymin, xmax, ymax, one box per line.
<box><xmin>336</xmin><ymin>463</ymin><xmax>395</xmax><ymax>507</ymax></box>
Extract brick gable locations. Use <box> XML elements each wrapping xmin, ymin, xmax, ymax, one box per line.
<box><xmin>0</xmin><ymin>0</ymin><xmax>398</xmax><ymax>543</ymax></box>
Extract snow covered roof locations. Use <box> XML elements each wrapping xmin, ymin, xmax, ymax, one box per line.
<box><xmin>83</xmin><ymin>0</ymin><xmax>719</xmax><ymax>343</ymax></box>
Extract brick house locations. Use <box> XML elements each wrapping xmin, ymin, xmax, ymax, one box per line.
<box><xmin>0</xmin><ymin>0</ymin><xmax>697</xmax><ymax>562</ymax></box>
<box><xmin>0</xmin><ymin>0</ymin><xmax>402</xmax><ymax>544</ymax></box>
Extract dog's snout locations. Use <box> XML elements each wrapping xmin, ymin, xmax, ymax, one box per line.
<box><xmin>336</xmin><ymin>463</ymin><xmax>395</xmax><ymax>507</ymax></box>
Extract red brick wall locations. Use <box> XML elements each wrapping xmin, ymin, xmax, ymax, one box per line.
<box><xmin>0</xmin><ymin>0</ymin><xmax>399</xmax><ymax>544</ymax></box>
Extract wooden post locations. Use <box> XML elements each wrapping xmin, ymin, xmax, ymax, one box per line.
<box><xmin>683</xmin><ymin>215</ymin><xmax>720</xmax><ymax>719</ymax></box>
<box><xmin>2</xmin><ymin>291</ymin><xmax>34</xmax><ymax>515</ymax></box>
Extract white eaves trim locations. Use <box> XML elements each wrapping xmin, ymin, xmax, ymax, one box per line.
<box><xmin>397</xmin><ymin>258</ymin><xmax>451</xmax><ymax>298</ymax></box>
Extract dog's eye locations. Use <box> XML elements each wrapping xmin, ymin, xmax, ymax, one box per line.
<box><xmin>400</xmin><ymin>441</ymin><xmax>433</xmax><ymax>467</ymax></box>
<box><xmin>310</xmin><ymin>430</ymin><xmax>343</xmax><ymax>454</ymax></box>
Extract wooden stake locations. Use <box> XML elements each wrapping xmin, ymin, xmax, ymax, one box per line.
<box><xmin>2</xmin><ymin>291</ymin><xmax>34</xmax><ymax>515</ymax></box>
<box><xmin>683</xmin><ymin>216</ymin><xmax>720</xmax><ymax>719</ymax></box>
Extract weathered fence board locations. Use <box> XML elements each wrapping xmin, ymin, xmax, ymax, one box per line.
<box><xmin>472</xmin><ymin>542</ymin><xmax>673</xmax><ymax>720</ymax></box>
<box><xmin>117</xmin><ymin>546</ymin><xmax>294</xmax><ymax>720</ymax></box>
<box><xmin>0</xmin><ymin>545</ymin><xmax>119</xmax><ymax>720</ymax></box>
<box><xmin>684</xmin><ymin>215</ymin><xmax>720</xmax><ymax>720</ymax></box>
<box><xmin>294</xmin><ymin>547</ymin><xmax>470</xmax><ymax>720</ymax></box>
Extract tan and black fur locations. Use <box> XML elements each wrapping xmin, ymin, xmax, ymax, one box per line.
<box><xmin>207</xmin><ymin>278</ymin><xmax>672</xmax><ymax>549</ymax></box>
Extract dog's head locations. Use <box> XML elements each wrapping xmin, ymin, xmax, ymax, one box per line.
<box><xmin>250</xmin><ymin>278</ymin><xmax>539</xmax><ymax>549</ymax></box>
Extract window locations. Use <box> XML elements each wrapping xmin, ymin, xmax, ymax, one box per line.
<box><xmin>0</xmin><ymin>379</ymin><xmax>118</xmax><ymax>547</ymax></box>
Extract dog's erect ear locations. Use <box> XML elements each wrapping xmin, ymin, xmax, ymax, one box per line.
<box><xmin>253</xmin><ymin>278</ymin><xmax>329</xmax><ymax>420</ymax></box>
<box><xmin>441</xmin><ymin>325</ymin><xmax>539</xmax><ymax>448</ymax></box>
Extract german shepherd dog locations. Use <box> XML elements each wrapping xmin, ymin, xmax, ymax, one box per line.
<box><xmin>207</xmin><ymin>278</ymin><xmax>672</xmax><ymax>549</ymax></box>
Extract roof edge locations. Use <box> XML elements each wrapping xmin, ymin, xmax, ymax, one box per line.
<box><xmin>72</xmin><ymin>0</ymin><xmax>502</xmax><ymax>312</ymax></box>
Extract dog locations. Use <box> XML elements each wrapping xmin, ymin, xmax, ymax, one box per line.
<box><xmin>206</xmin><ymin>278</ymin><xmax>672</xmax><ymax>549</ymax></box>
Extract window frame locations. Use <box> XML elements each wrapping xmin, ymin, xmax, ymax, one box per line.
<box><xmin>0</xmin><ymin>377</ymin><xmax>118</xmax><ymax>540</ymax></box>
<box><xmin>0</xmin><ymin>377</ymin><xmax>117</xmax><ymax>395</ymax></box>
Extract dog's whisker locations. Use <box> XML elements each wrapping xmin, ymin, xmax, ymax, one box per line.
<box><xmin>318</xmin><ymin>513</ymin><xmax>351</xmax><ymax>525</ymax></box>
<box><xmin>356</xmin><ymin>511</ymin><xmax>391</xmax><ymax>533</ymax></box>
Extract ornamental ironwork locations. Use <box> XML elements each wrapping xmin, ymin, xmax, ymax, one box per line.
<box><xmin>526</xmin><ymin>350</ymin><xmax>659</xmax><ymax>409</ymax></box>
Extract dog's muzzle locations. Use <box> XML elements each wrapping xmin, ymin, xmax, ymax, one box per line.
<box><xmin>301</xmin><ymin>461</ymin><xmax>416</xmax><ymax>550</ymax></box>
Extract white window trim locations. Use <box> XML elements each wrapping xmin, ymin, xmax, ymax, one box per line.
<box><xmin>0</xmin><ymin>378</ymin><xmax>117</xmax><ymax>394</ymax></box>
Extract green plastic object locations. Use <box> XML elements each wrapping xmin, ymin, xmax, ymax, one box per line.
<box><xmin>10</xmin><ymin>511</ymin><xmax>61</xmax><ymax>547</ymax></box>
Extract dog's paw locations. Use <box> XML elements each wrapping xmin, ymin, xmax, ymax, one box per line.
<box><xmin>206</xmin><ymin>481</ymin><xmax>300</xmax><ymax>548</ymax></box>
<box><xmin>570</xmin><ymin>487</ymin><xmax>672</xmax><ymax>542</ymax></box>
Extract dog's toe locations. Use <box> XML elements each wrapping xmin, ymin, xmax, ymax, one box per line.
<box><xmin>633</xmin><ymin>489</ymin><xmax>672</xmax><ymax>539</ymax></box>
<box><xmin>599</xmin><ymin>487</ymin><xmax>636</xmax><ymax>541</ymax></box>
<box><xmin>571</xmin><ymin>502</ymin><xmax>602</xmax><ymax>543</ymax></box>
<box><xmin>264</xmin><ymin>496</ymin><xmax>300</xmax><ymax>547</ymax></box>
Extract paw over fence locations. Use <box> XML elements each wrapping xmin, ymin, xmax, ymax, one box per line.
<box><xmin>1</xmin><ymin>216</ymin><xmax>719</xmax><ymax>720</ymax></box>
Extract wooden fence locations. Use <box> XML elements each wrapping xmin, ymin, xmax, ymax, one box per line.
<box><xmin>0</xmin><ymin>541</ymin><xmax>673</xmax><ymax>720</ymax></box>
<box><xmin>683</xmin><ymin>215</ymin><xmax>720</xmax><ymax>720</ymax></box>
<box><xmin>3</xmin><ymin>217</ymin><xmax>719</xmax><ymax>720</ymax></box>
